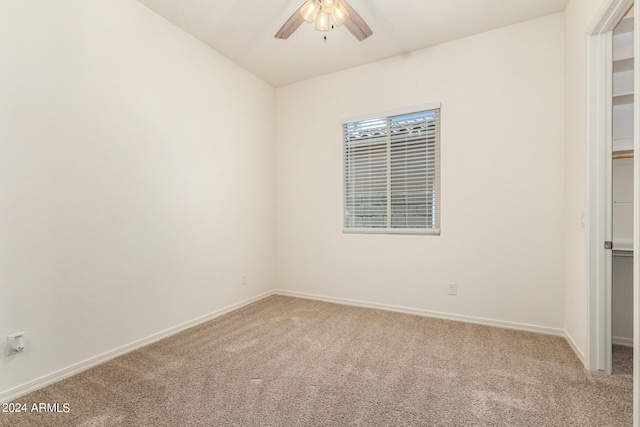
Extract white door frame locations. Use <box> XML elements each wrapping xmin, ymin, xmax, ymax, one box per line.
<box><xmin>634</xmin><ymin>2</ymin><xmax>640</xmax><ymax>423</ymax></box>
<box><xmin>586</xmin><ymin>0</ymin><xmax>633</xmax><ymax>374</ymax></box>
<box><xmin>587</xmin><ymin>1</ymin><xmax>639</xmax><ymax>424</ymax></box>
<box><xmin>586</xmin><ymin>25</ymin><xmax>613</xmax><ymax>375</ymax></box>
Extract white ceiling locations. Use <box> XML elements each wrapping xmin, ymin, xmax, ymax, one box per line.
<box><xmin>136</xmin><ymin>0</ymin><xmax>569</xmax><ymax>87</ymax></box>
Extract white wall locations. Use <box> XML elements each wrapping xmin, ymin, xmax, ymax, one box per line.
<box><xmin>276</xmin><ymin>14</ymin><xmax>566</xmax><ymax>330</ymax></box>
<box><xmin>0</xmin><ymin>0</ymin><xmax>276</xmax><ymax>396</ymax></box>
<box><xmin>563</xmin><ymin>0</ymin><xmax>610</xmax><ymax>362</ymax></box>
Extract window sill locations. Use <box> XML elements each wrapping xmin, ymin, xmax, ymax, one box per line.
<box><xmin>343</xmin><ymin>228</ymin><xmax>440</xmax><ymax>236</ymax></box>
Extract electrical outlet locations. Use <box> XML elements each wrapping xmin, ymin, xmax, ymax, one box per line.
<box><xmin>7</xmin><ymin>333</ymin><xmax>25</xmax><ymax>356</ymax></box>
<box><xmin>241</xmin><ymin>274</ymin><xmax>247</xmax><ymax>286</ymax></box>
<box><xmin>447</xmin><ymin>282</ymin><xmax>457</xmax><ymax>296</ymax></box>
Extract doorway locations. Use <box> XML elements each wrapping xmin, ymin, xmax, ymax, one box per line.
<box><xmin>586</xmin><ymin>0</ymin><xmax>638</xmax><ymax>421</ymax></box>
<box><xmin>611</xmin><ymin>7</ymin><xmax>634</xmax><ymax>374</ymax></box>
<box><xmin>587</xmin><ymin>0</ymin><xmax>633</xmax><ymax>376</ymax></box>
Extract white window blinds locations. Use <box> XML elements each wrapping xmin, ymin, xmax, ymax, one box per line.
<box><xmin>343</xmin><ymin>105</ymin><xmax>440</xmax><ymax>234</ymax></box>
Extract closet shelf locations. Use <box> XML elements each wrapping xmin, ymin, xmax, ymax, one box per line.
<box><xmin>613</xmin><ymin>250</ymin><xmax>634</xmax><ymax>257</ymax></box>
<box><xmin>613</xmin><ymin>93</ymin><xmax>634</xmax><ymax>105</ymax></box>
<box><xmin>613</xmin><ymin>57</ymin><xmax>634</xmax><ymax>73</ymax></box>
<box><xmin>613</xmin><ymin>241</ymin><xmax>634</xmax><ymax>251</ymax></box>
<box><xmin>614</xmin><ymin>16</ymin><xmax>634</xmax><ymax>35</ymax></box>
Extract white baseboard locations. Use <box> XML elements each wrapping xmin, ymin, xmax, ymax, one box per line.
<box><xmin>1</xmin><ymin>289</ymin><xmax>585</xmax><ymax>404</ymax></box>
<box><xmin>613</xmin><ymin>336</ymin><xmax>634</xmax><ymax>347</ymax></box>
<box><xmin>564</xmin><ymin>330</ymin><xmax>586</xmax><ymax>366</ymax></box>
<box><xmin>0</xmin><ymin>290</ymin><xmax>275</xmax><ymax>404</ymax></box>
<box><xmin>274</xmin><ymin>289</ymin><xmax>566</xmax><ymax>337</ymax></box>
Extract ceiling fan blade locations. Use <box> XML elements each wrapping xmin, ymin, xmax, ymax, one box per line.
<box><xmin>275</xmin><ymin>5</ymin><xmax>305</xmax><ymax>39</ymax></box>
<box><xmin>341</xmin><ymin>0</ymin><xmax>373</xmax><ymax>41</ymax></box>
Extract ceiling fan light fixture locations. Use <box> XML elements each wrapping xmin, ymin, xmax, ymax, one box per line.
<box><xmin>275</xmin><ymin>0</ymin><xmax>372</xmax><ymax>41</ymax></box>
<box><xmin>315</xmin><ymin>11</ymin><xmax>330</xmax><ymax>31</ymax></box>
<box><xmin>301</xmin><ymin>0</ymin><xmax>320</xmax><ymax>23</ymax></box>
<box><xmin>331</xmin><ymin>2</ymin><xmax>349</xmax><ymax>26</ymax></box>
<box><xmin>321</xmin><ymin>0</ymin><xmax>338</xmax><ymax>13</ymax></box>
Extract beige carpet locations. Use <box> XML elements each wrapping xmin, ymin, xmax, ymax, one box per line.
<box><xmin>2</xmin><ymin>295</ymin><xmax>633</xmax><ymax>426</ymax></box>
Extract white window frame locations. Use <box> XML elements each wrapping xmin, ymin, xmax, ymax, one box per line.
<box><xmin>342</xmin><ymin>103</ymin><xmax>441</xmax><ymax>235</ymax></box>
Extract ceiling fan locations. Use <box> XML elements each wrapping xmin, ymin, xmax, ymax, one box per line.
<box><xmin>275</xmin><ymin>0</ymin><xmax>373</xmax><ymax>41</ymax></box>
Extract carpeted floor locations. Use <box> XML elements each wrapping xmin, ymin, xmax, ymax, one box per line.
<box><xmin>1</xmin><ymin>295</ymin><xmax>633</xmax><ymax>426</ymax></box>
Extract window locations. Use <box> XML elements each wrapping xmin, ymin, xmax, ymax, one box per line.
<box><xmin>343</xmin><ymin>104</ymin><xmax>440</xmax><ymax>234</ymax></box>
